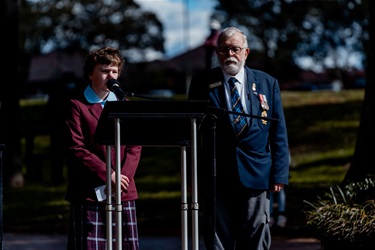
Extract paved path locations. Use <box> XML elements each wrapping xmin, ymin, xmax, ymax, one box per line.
<box><xmin>2</xmin><ymin>233</ymin><xmax>321</xmax><ymax>250</ymax></box>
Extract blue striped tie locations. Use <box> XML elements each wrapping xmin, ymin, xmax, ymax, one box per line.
<box><xmin>228</xmin><ymin>77</ymin><xmax>247</xmax><ymax>136</ymax></box>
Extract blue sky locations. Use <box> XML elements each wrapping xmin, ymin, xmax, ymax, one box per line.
<box><xmin>136</xmin><ymin>0</ymin><xmax>217</xmax><ymax>60</ymax></box>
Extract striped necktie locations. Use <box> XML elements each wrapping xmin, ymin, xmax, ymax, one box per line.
<box><xmin>228</xmin><ymin>77</ymin><xmax>247</xmax><ymax>136</ymax></box>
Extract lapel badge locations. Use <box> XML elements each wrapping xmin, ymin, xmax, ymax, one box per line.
<box><xmin>209</xmin><ymin>81</ymin><xmax>222</xmax><ymax>89</ymax></box>
<box><xmin>252</xmin><ymin>83</ymin><xmax>256</xmax><ymax>92</ymax></box>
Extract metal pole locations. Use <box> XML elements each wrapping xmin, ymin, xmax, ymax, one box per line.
<box><xmin>0</xmin><ymin>144</ymin><xmax>4</xmax><ymax>250</ymax></box>
<box><xmin>115</xmin><ymin>118</ymin><xmax>122</xmax><ymax>250</ymax></box>
<box><xmin>106</xmin><ymin>145</ymin><xmax>113</xmax><ymax>250</ymax></box>
<box><xmin>183</xmin><ymin>0</ymin><xmax>192</xmax><ymax>94</ymax></box>
<box><xmin>180</xmin><ymin>146</ymin><xmax>188</xmax><ymax>250</ymax></box>
<box><xmin>211</xmin><ymin>117</ymin><xmax>217</xmax><ymax>247</ymax></box>
<box><xmin>191</xmin><ymin>118</ymin><xmax>199</xmax><ymax>250</ymax></box>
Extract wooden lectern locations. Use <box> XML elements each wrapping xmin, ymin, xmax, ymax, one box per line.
<box><xmin>94</xmin><ymin>100</ymin><xmax>207</xmax><ymax>250</ymax></box>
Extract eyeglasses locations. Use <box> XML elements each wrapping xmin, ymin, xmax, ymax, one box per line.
<box><xmin>217</xmin><ymin>46</ymin><xmax>246</xmax><ymax>55</ymax></box>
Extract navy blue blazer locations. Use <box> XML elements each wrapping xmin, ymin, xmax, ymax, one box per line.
<box><xmin>189</xmin><ymin>66</ymin><xmax>289</xmax><ymax>190</ymax></box>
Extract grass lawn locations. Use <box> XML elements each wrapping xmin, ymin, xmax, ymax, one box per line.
<box><xmin>3</xmin><ymin>89</ymin><xmax>365</xmax><ymax>236</ymax></box>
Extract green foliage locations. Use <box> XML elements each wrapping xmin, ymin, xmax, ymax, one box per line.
<box><xmin>4</xmin><ymin>184</ymin><xmax>69</xmax><ymax>233</ymax></box>
<box><xmin>19</xmin><ymin>0</ymin><xmax>164</xmax><ymax>62</ymax></box>
<box><xmin>304</xmin><ymin>178</ymin><xmax>375</xmax><ymax>249</ymax></box>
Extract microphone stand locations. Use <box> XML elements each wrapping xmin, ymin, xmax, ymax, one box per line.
<box><xmin>206</xmin><ymin>113</ymin><xmax>218</xmax><ymax>249</ymax></box>
<box><xmin>205</xmin><ymin>106</ymin><xmax>279</xmax><ymax>122</ymax></box>
<box><xmin>124</xmin><ymin>92</ymin><xmax>166</xmax><ymax>101</ymax></box>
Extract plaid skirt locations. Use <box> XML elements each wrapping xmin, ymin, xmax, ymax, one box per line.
<box><xmin>67</xmin><ymin>200</ymin><xmax>138</xmax><ymax>250</ymax></box>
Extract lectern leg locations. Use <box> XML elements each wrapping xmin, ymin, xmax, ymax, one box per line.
<box><xmin>106</xmin><ymin>145</ymin><xmax>113</xmax><ymax>250</ymax></box>
<box><xmin>115</xmin><ymin>118</ymin><xmax>123</xmax><ymax>250</ymax></box>
<box><xmin>191</xmin><ymin>118</ymin><xmax>199</xmax><ymax>250</ymax></box>
<box><xmin>181</xmin><ymin>146</ymin><xmax>188</xmax><ymax>250</ymax></box>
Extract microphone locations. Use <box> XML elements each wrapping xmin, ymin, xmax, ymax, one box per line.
<box><xmin>106</xmin><ymin>79</ymin><xmax>126</xmax><ymax>101</ymax></box>
<box><xmin>123</xmin><ymin>91</ymin><xmax>161</xmax><ymax>100</ymax></box>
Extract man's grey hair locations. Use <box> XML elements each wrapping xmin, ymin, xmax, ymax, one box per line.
<box><xmin>216</xmin><ymin>27</ymin><xmax>248</xmax><ymax>48</ymax></box>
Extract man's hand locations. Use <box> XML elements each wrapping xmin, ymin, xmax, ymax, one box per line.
<box><xmin>271</xmin><ymin>183</ymin><xmax>284</xmax><ymax>192</ymax></box>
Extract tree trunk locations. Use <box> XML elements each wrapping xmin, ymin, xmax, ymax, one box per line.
<box><xmin>0</xmin><ymin>0</ymin><xmax>24</xmax><ymax>187</ymax></box>
<box><xmin>343</xmin><ymin>0</ymin><xmax>375</xmax><ymax>184</ymax></box>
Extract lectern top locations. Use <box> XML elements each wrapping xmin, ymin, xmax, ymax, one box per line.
<box><xmin>94</xmin><ymin>100</ymin><xmax>208</xmax><ymax>146</ymax></box>
<box><xmin>102</xmin><ymin>100</ymin><xmax>208</xmax><ymax>119</ymax></box>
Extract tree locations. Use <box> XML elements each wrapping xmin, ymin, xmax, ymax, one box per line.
<box><xmin>211</xmin><ymin>0</ymin><xmax>368</xmax><ymax>84</ymax></box>
<box><xmin>19</xmin><ymin>0</ymin><xmax>165</xmax><ymax>62</ymax></box>
<box><xmin>343</xmin><ymin>0</ymin><xmax>375</xmax><ymax>183</ymax></box>
<box><xmin>0</xmin><ymin>0</ymin><xmax>24</xmax><ymax>187</ymax></box>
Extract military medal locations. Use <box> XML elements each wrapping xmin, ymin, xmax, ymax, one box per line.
<box><xmin>261</xmin><ymin>110</ymin><xmax>267</xmax><ymax>125</ymax></box>
<box><xmin>259</xmin><ymin>94</ymin><xmax>269</xmax><ymax>110</ymax></box>
<box><xmin>259</xmin><ymin>94</ymin><xmax>269</xmax><ymax>125</ymax></box>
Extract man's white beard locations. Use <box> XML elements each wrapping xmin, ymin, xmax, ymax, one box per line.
<box><xmin>223</xmin><ymin>63</ymin><xmax>240</xmax><ymax>75</ymax></box>
<box><xmin>221</xmin><ymin>57</ymin><xmax>243</xmax><ymax>75</ymax></box>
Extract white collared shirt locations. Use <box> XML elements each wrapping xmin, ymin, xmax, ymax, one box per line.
<box><xmin>84</xmin><ymin>85</ymin><xmax>117</xmax><ymax>108</ymax></box>
<box><xmin>223</xmin><ymin>69</ymin><xmax>248</xmax><ymax>113</ymax></box>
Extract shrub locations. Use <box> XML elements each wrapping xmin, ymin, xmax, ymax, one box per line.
<box><xmin>304</xmin><ymin>177</ymin><xmax>375</xmax><ymax>250</ymax></box>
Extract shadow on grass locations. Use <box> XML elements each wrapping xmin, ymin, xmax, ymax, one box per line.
<box><xmin>294</xmin><ymin>155</ymin><xmax>352</xmax><ymax>170</ymax></box>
